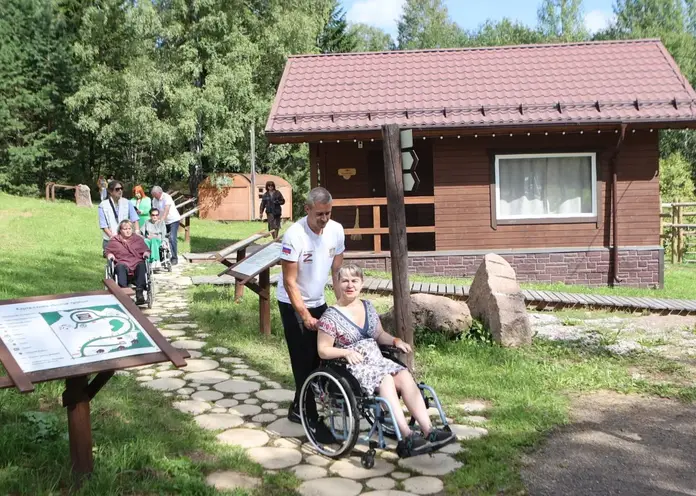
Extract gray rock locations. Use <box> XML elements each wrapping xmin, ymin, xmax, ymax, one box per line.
<box><xmin>205</xmin><ymin>471</ymin><xmax>260</xmax><ymax>491</ymax></box>
<box><xmin>381</xmin><ymin>293</ymin><xmax>472</xmax><ymax>338</ymax></box>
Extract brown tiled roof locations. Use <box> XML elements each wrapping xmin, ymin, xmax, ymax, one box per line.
<box><xmin>265</xmin><ymin>39</ymin><xmax>696</xmax><ymax>138</ymax></box>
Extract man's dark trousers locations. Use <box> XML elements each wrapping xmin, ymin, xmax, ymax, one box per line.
<box><xmin>114</xmin><ymin>262</ymin><xmax>146</xmax><ymax>290</ymax></box>
<box><xmin>166</xmin><ymin>221</ymin><xmax>180</xmax><ymax>262</ymax></box>
<box><xmin>278</xmin><ymin>302</ymin><xmax>328</xmax><ymax>420</ymax></box>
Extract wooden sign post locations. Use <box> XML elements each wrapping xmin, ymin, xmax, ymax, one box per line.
<box><xmin>220</xmin><ymin>241</ymin><xmax>282</xmax><ymax>336</ymax></box>
<box><xmin>0</xmin><ymin>281</ymin><xmax>189</xmax><ymax>482</ymax></box>
<box><xmin>215</xmin><ymin>231</ymin><xmax>273</xmax><ymax>301</ymax></box>
<box><xmin>382</xmin><ymin>124</ymin><xmax>414</xmax><ymax>368</ymax></box>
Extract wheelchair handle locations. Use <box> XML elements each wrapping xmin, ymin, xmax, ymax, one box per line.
<box><xmin>379</xmin><ymin>345</ymin><xmax>403</xmax><ymax>354</ymax></box>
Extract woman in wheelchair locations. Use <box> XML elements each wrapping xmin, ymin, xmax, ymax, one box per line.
<box><xmin>105</xmin><ymin>220</ymin><xmax>150</xmax><ymax>305</ymax></box>
<box><xmin>316</xmin><ymin>264</ymin><xmax>455</xmax><ymax>456</ymax></box>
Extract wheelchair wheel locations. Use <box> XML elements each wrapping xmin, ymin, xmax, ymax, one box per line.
<box><xmin>300</xmin><ymin>367</ymin><xmax>360</xmax><ymax>459</ymax></box>
<box><xmin>146</xmin><ymin>264</ymin><xmax>155</xmax><ymax>309</ymax></box>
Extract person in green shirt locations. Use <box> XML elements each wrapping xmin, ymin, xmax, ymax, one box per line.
<box><xmin>143</xmin><ymin>208</ymin><xmax>167</xmax><ymax>266</ymax></box>
<box><xmin>130</xmin><ymin>185</ymin><xmax>151</xmax><ymax>228</ymax></box>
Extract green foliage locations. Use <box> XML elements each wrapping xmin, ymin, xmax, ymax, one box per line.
<box><xmin>317</xmin><ymin>0</ymin><xmax>358</xmax><ymax>53</ymax></box>
<box><xmin>397</xmin><ymin>0</ymin><xmax>464</xmax><ymax>49</ymax></box>
<box><xmin>465</xmin><ymin>319</ymin><xmax>494</xmax><ymax>344</ymax></box>
<box><xmin>537</xmin><ymin>0</ymin><xmax>589</xmax><ymax>41</ymax></box>
<box><xmin>465</xmin><ymin>18</ymin><xmax>545</xmax><ymax>46</ymax></box>
<box><xmin>21</xmin><ymin>411</ymin><xmax>61</xmax><ymax>443</ymax></box>
<box><xmin>349</xmin><ymin>23</ymin><xmax>395</xmax><ymax>51</ymax></box>
<box><xmin>660</xmin><ymin>152</ymin><xmax>696</xmax><ymax>202</ymax></box>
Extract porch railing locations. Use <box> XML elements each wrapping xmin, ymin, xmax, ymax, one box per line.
<box><xmin>660</xmin><ymin>202</ymin><xmax>696</xmax><ymax>263</ymax></box>
<box><xmin>332</xmin><ymin>196</ymin><xmax>435</xmax><ymax>253</ymax></box>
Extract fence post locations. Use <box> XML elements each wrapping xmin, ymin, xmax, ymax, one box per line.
<box><xmin>672</xmin><ymin>204</ymin><xmax>678</xmax><ymax>264</ymax></box>
<box><xmin>677</xmin><ymin>205</ymin><xmax>684</xmax><ymax>263</ymax></box>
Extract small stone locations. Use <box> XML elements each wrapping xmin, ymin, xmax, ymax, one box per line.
<box><xmin>306</xmin><ymin>454</ymin><xmax>331</xmax><ymax>467</ymax></box>
<box><xmin>266</xmin><ymin>418</ymin><xmax>307</xmax><ymax>438</ymax></box>
<box><xmin>221</xmin><ymin>357</ymin><xmax>245</xmax><ymax>364</ymax></box>
<box><xmin>229</xmin><ymin>404</ymin><xmax>262</xmax><ymax>417</ymax></box>
<box><xmin>262</xmin><ymin>402</ymin><xmax>279</xmax><ymax>410</ymax></box>
<box><xmin>194</xmin><ymin>413</ymin><xmax>244</xmax><ymax>431</ymax></box>
<box><xmin>161</xmin><ymin>329</ymin><xmax>186</xmax><ymax>338</ymax></box>
<box><xmin>233</xmin><ymin>393</ymin><xmax>250</xmax><ymax>400</ymax></box>
<box><xmin>182</xmin><ymin>359</ymin><xmax>220</xmax><ymax>372</ymax></box>
<box><xmin>367</xmin><ymin>477</ymin><xmax>396</xmax><ymax>490</ymax></box>
<box><xmin>251</xmin><ymin>413</ymin><xmax>277</xmax><ymax>423</ymax></box>
<box><xmin>214</xmin><ymin>380</ymin><xmax>260</xmax><ymax>394</ymax></box>
<box><xmin>330</xmin><ymin>456</ymin><xmax>395</xmax><ymax>479</ymax></box>
<box><xmin>298</xmin><ymin>478</ymin><xmax>362</xmax><ymax>496</ymax></box>
<box><xmin>273</xmin><ymin>438</ymin><xmax>300</xmax><ymax>449</ymax></box>
<box><xmin>265</xmin><ymin>381</ymin><xmax>283</xmax><ymax>389</ymax></box>
<box><xmin>136</xmin><ymin>376</ymin><xmax>153</xmax><ymax>382</ymax></box>
<box><xmin>172</xmin><ymin>313</ymin><xmax>190</xmax><ymax>318</ymax></box>
<box><xmin>232</xmin><ymin>364</ymin><xmax>249</xmax><ymax>369</ymax></box>
<box><xmin>143</xmin><ymin>378</ymin><xmax>186</xmax><ymax>391</ymax></box>
<box><xmin>156</xmin><ymin>370</ymin><xmax>184</xmax><ymax>378</ymax></box>
<box><xmin>403</xmin><ymin>476</ymin><xmax>444</xmax><ymax>495</ymax></box>
<box><xmin>138</xmin><ymin>369</ymin><xmax>156</xmax><ymax>376</ymax></box>
<box><xmin>273</xmin><ymin>409</ymin><xmax>287</xmax><ymax>416</ymax></box>
<box><xmin>449</xmin><ymin>424</ymin><xmax>488</xmax><ymax>440</ymax></box>
<box><xmin>194</xmin><ymin>333</ymin><xmax>210</xmax><ymax>338</ymax></box>
<box><xmin>391</xmin><ymin>472</ymin><xmax>411</xmax><ymax>480</ymax></box>
<box><xmin>189</xmin><ymin>383</ymin><xmax>200</xmax><ymax>388</ymax></box>
<box><xmin>462</xmin><ymin>415</ymin><xmax>488</xmax><ymax>424</ymax></box>
<box><xmin>187</xmin><ymin>350</ymin><xmax>203</xmax><ymax>358</ymax></box>
<box><xmin>205</xmin><ymin>471</ymin><xmax>260</xmax><ymax>491</ymax></box>
<box><xmin>244</xmin><ymin>398</ymin><xmax>259</xmax><ymax>405</ymax></box>
<box><xmin>192</xmin><ymin>390</ymin><xmax>224</xmax><ymax>402</ymax></box>
<box><xmin>398</xmin><ymin>453</ymin><xmax>462</xmax><ymax>476</ymax></box>
<box><xmin>256</xmin><ymin>389</ymin><xmax>294</xmax><ymax>402</ymax></box>
<box><xmin>439</xmin><ymin>442</ymin><xmax>463</xmax><ymax>455</ymax></box>
<box><xmin>292</xmin><ymin>465</ymin><xmax>327</xmax><ymax>481</ymax></box>
<box><xmin>208</xmin><ymin>346</ymin><xmax>229</xmax><ymax>354</ymax></box>
<box><xmin>215</xmin><ymin>399</ymin><xmax>239</xmax><ymax>408</ymax></box>
<box><xmin>243</xmin><ymin>422</ymin><xmax>262</xmax><ymax>429</ymax></box>
<box><xmin>114</xmin><ymin>370</ymin><xmax>130</xmax><ymax>377</ymax></box>
<box><xmin>362</xmin><ymin>491</ymin><xmax>417</xmax><ymax>496</ymax></box>
<box><xmin>210</xmin><ymin>407</ymin><xmax>227</xmax><ymax>413</ymax></box>
<box><xmin>197</xmin><ymin>385</ymin><xmax>210</xmax><ymax>391</ymax></box>
<box><xmin>165</xmin><ymin>323</ymin><xmax>198</xmax><ymax>330</ymax></box>
<box><xmin>255</xmin><ymin>376</ymin><xmax>270</xmax><ymax>382</ymax></box>
<box><xmin>216</xmin><ymin>428</ymin><xmax>269</xmax><ymax>448</ymax></box>
<box><xmin>247</xmin><ymin>447</ymin><xmax>302</xmax><ymax>470</ymax></box>
<box><xmin>173</xmin><ymin>400</ymin><xmax>211</xmax><ymax>415</ymax></box>
<box><xmin>381</xmin><ymin>451</ymin><xmax>399</xmax><ymax>461</ymax></box>
<box><xmin>235</xmin><ymin>369</ymin><xmax>260</xmax><ymax>377</ymax></box>
<box><xmin>183</xmin><ymin>370</ymin><xmax>231</xmax><ymax>384</ymax></box>
<box><xmin>162</xmin><ymin>392</ymin><xmax>173</xmax><ymax>397</ymax></box>
<box><xmin>171</xmin><ymin>339</ymin><xmax>206</xmax><ymax>350</ymax></box>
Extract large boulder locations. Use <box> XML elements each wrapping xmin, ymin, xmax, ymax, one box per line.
<box><xmin>468</xmin><ymin>254</ymin><xmax>531</xmax><ymax>347</ymax></box>
<box><xmin>381</xmin><ymin>293</ymin><xmax>472</xmax><ymax>339</ymax></box>
<box><xmin>74</xmin><ymin>184</ymin><xmax>92</xmax><ymax>207</ymax></box>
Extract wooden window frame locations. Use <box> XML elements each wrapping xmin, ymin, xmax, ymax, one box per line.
<box><xmin>490</xmin><ymin>151</ymin><xmax>600</xmax><ymax>227</ymax></box>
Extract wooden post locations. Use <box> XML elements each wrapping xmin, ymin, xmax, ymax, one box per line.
<box><xmin>677</xmin><ymin>204</ymin><xmax>684</xmax><ymax>263</ymax></box>
<box><xmin>672</xmin><ymin>204</ymin><xmax>678</xmax><ymax>264</ymax></box>
<box><xmin>259</xmin><ymin>269</ymin><xmax>271</xmax><ymax>336</ymax></box>
<box><xmin>64</xmin><ymin>376</ymin><xmax>94</xmax><ymax>480</ymax></box>
<box><xmin>373</xmin><ymin>205</ymin><xmax>381</xmax><ymax>253</ymax></box>
<box><xmin>381</xmin><ymin>124</ymin><xmax>413</xmax><ymax>368</ymax></box>
<box><xmin>234</xmin><ymin>247</ymin><xmax>247</xmax><ymax>301</ymax></box>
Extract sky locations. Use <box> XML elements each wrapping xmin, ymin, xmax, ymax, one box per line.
<box><xmin>342</xmin><ymin>0</ymin><xmax>616</xmax><ymax>37</ymax></box>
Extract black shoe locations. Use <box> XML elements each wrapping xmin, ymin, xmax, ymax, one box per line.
<box><xmin>308</xmin><ymin>418</ymin><xmax>336</xmax><ymax>445</ymax></box>
<box><xmin>135</xmin><ymin>291</ymin><xmax>146</xmax><ymax>305</ymax></box>
<box><xmin>425</xmin><ymin>428</ymin><xmax>456</xmax><ymax>449</ymax></box>
<box><xmin>396</xmin><ymin>432</ymin><xmax>430</xmax><ymax>458</ymax></box>
<box><xmin>287</xmin><ymin>405</ymin><xmax>301</xmax><ymax>424</ymax></box>
<box><xmin>171</xmin><ymin>259</ymin><xmax>178</xmax><ymax>266</ymax></box>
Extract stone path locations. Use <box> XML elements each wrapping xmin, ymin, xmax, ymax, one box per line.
<box><xmin>122</xmin><ymin>262</ymin><xmax>489</xmax><ymax>495</ymax></box>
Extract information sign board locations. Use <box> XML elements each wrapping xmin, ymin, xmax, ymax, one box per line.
<box><xmin>223</xmin><ymin>241</ymin><xmax>282</xmax><ymax>284</ymax></box>
<box><xmin>0</xmin><ymin>294</ymin><xmax>160</xmax><ymax>373</ymax></box>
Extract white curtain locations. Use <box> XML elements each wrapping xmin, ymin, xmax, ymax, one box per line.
<box><xmin>498</xmin><ymin>155</ymin><xmax>593</xmax><ymax>218</ymax></box>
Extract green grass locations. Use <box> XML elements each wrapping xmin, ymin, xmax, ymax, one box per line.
<box><xmin>365</xmin><ymin>263</ymin><xmax>696</xmax><ymax>300</ymax></box>
<box><xmin>0</xmin><ymin>193</ymin><xmax>299</xmax><ymax>495</ymax></box>
<box><xmin>188</xmin><ymin>282</ymin><xmax>696</xmax><ymax>495</ymax></box>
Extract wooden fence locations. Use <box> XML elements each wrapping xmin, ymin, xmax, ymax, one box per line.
<box><xmin>660</xmin><ymin>202</ymin><xmax>696</xmax><ymax>263</ymax></box>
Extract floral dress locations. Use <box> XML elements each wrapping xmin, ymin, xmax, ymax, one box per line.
<box><xmin>317</xmin><ymin>299</ymin><xmax>405</xmax><ymax>393</ymax></box>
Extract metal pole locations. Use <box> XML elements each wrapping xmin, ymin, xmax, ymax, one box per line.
<box><xmin>250</xmin><ymin>123</ymin><xmax>256</xmax><ymax>221</ymax></box>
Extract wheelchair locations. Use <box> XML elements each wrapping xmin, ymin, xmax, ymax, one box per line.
<box><xmin>105</xmin><ymin>258</ymin><xmax>155</xmax><ymax>308</ymax></box>
<box><xmin>142</xmin><ymin>230</ymin><xmax>172</xmax><ymax>273</ymax></box>
<box><xmin>299</xmin><ymin>346</ymin><xmax>452</xmax><ymax>469</ymax></box>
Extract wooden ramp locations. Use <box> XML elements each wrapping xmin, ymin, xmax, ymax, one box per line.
<box><xmin>191</xmin><ymin>274</ymin><xmax>696</xmax><ymax>315</ymax></box>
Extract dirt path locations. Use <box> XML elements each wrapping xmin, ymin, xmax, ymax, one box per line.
<box><xmin>521</xmin><ymin>391</ymin><xmax>696</xmax><ymax>496</ymax></box>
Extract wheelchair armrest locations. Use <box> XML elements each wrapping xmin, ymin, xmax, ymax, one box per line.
<box><xmin>379</xmin><ymin>345</ymin><xmax>402</xmax><ymax>355</ymax></box>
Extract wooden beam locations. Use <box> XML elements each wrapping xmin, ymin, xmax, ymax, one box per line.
<box><xmin>372</xmin><ymin>205</ymin><xmax>381</xmax><ymax>253</ymax></box>
<box><xmin>381</xmin><ymin>123</ymin><xmax>413</xmax><ymax>368</ymax></box>
<box><xmin>332</xmin><ymin>196</ymin><xmax>434</xmax><ymax>207</ymax></box>
<box><xmin>344</xmin><ymin>226</ymin><xmax>435</xmax><ymax>235</ymax></box>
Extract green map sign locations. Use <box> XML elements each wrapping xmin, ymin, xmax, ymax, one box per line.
<box><xmin>0</xmin><ymin>295</ymin><xmax>160</xmax><ymax>373</ymax></box>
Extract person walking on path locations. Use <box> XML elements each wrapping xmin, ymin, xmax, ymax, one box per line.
<box><xmin>259</xmin><ymin>180</ymin><xmax>285</xmax><ymax>240</ymax></box>
<box><xmin>98</xmin><ymin>180</ymin><xmax>140</xmax><ymax>252</ymax></box>
<box><xmin>276</xmin><ymin>187</ymin><xmax>345</xmax><ymax>442</ymax></box>
<box><xmin>151</xmin><ymin>186</ymin><xmax>181</xmax><ymax>265</ymax></box>
<box><xmin>130</xmin><ymin>185</ymin><xmax>151</xmax><ymax>228</ymax></box>
<box><xmin>97</xmin><ymin>176</ymin><xmax>108</xmax><ymax>201</ymax></box>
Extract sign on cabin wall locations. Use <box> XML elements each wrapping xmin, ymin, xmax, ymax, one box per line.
<box><xmin>0</xmin><ymin>294</ymin><xmax>160</xmax><ymax>373</ymax></box>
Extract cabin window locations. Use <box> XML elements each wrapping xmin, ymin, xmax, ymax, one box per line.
<box><xmin>494</xmin><ymin>152</ymin><xmax>597</xmax><ymax>222</ymax></box>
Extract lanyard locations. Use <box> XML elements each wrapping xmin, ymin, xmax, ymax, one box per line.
<box><xmin>109</xmin><ymin>199</ymin><xmax>119</xmax><ymax>220</ymax></box>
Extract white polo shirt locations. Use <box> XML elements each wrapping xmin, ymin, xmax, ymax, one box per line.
<box><xmin>153</xmin><ymin>192</ymin><xmax>181</xmax><ymax>225</ymax></box>
<box><xmin>276</xmin><ymin>217</ymin><xmax>345</xmax><ymax>308</ymax></box>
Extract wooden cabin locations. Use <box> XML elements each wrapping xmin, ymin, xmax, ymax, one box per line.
<box><xmin>199</xmin><ymin>173</ymin><xmax>292</xmax><ymax>221</ymax></box>
<box><xmin>265</xmin><ymin>40</ymin><xmax>696</xmax><ymax>287</ymax></box>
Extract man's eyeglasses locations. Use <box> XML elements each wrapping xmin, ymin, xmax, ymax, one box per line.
<box><xmin>114</xmin><ymin>187</ymin><xmax>123</xmax><ymax>191</ymax></box>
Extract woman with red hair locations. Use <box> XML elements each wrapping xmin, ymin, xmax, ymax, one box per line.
<box><xmin>130</xmin><ymin>185</ymin><xmax>151</xmax><ymax>228</ymax></box>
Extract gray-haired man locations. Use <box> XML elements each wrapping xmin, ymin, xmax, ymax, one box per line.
<box><xmin>151</xmin><ymin>186</ymin><xmax>181</xmax><ymax>265</ymax></box>
<box><xmin>277</xmin><ymin>187</ymin><xmax>345</xmax><ymax>442</ymax></box>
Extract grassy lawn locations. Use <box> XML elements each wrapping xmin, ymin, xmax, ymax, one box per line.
<box><xmin>365</xmin><ymin>264</ymin><xmax>696</xmax><ymax>301</ymax></box>
<box><xmin>0</xmin><ymin>193</ymin><xmax>297</xmax><ymax>495</ymax></box>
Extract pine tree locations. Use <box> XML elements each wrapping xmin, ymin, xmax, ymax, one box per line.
<box><xmin>317</xmin><ymin>0</ymin><xmax>358</xmax><ymax>53</ymax></box>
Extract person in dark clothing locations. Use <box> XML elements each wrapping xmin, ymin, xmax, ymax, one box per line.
<box><xmin>105</xmin><ymin>220</ymin><xmax>150</xmax><ymax>305</ymax></box>
<box><xmin>259</xmin><ymin>181</ymin><xmax>285</xmax><ymax>239</ymax></box>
